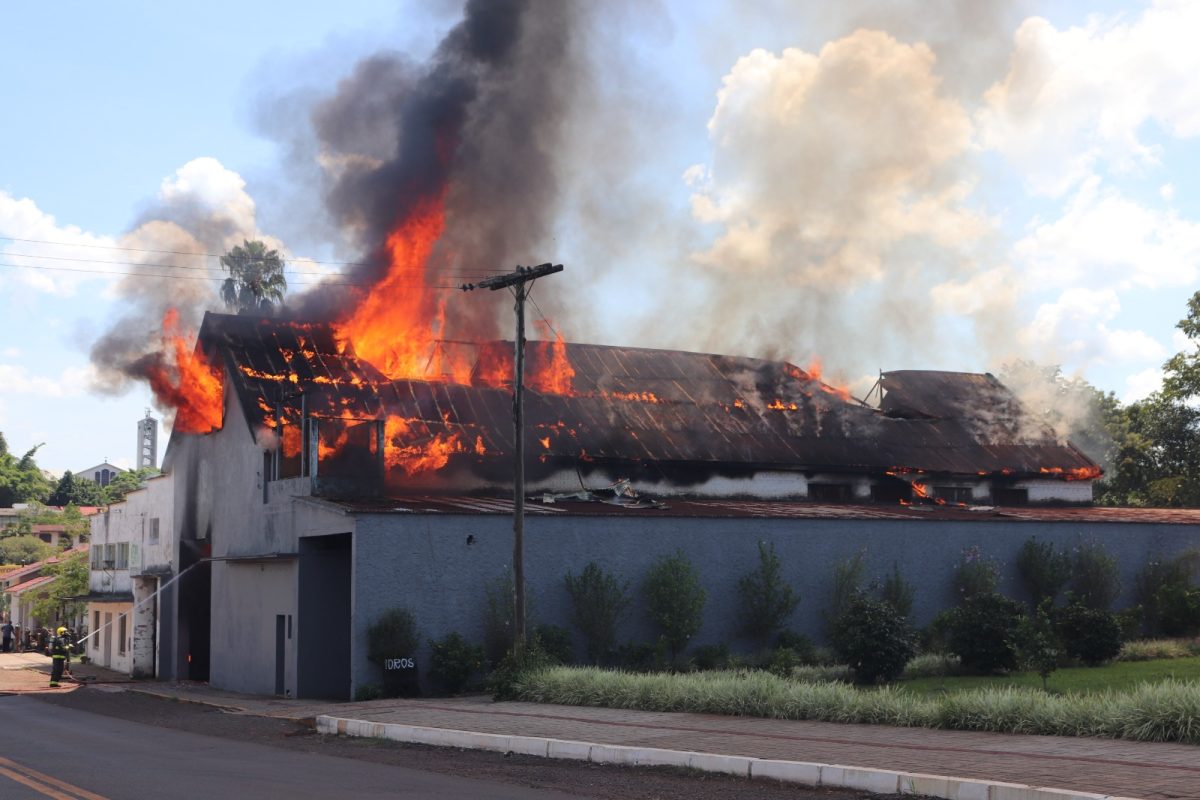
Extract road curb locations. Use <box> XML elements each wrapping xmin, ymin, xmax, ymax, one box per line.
<box><xmin>315</xmin><ymin>715</ymin><xmax>1144</xmax><ymax>800</ymax></box>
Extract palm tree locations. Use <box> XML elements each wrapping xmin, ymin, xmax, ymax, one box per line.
<box><xmin>219</xmin><ymin>240</ymin><xmax>287</xmax><ymax>314</ymax></box>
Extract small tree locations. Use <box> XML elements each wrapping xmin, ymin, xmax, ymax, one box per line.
<box><xmin>564</xmin><ymin>562</ymin><xmax>631</xmax><ymax>664</ymax></box>
<box><xmin>428</xmin><ymin>632</ymin><xmax>485</xmax><ymax>695</ymax></box>
<box><xmin>829</xmin><ymin>594</ymin><xmax>916</xmax><ymax>685</ymax></box>
<box><xmin>1016</xmin><ymin>536</ymin><xmax>1072</xmax><ymax>609</ymax></box>
<box><xmin>1070</xmin><ymin>540</ymin><xmax>1121</xmax><ymax>611</ymax></box>
<box><xmin>945</xmin><ymin>593</ymin><xmax>1024</xmax><ymax>674</ymax></box>
<box><xmin>1015</xmin><ymin>600</ymin><xmax>1060</xmax><ymax>690</ymax></box>
<box><xmin>736</xmin><ymin>541</ymin><xmax>799</xmax><ymax>646</ymax></box>
<box><xmin>880</xmin><ymin>561</ymin><xmax>915</xmax><ymax>618</ymax></box>
<box><xmin>1135</xmin><ymin>550</ymin><xmax>1200</xmax><ymax>637</ymax></box>
<box><xmin>643</xmin><ymin>550</ymin><xmax>706</xmax><ymax>661</ymax></box>
<box><xmin>31</xmin><ymin>549</ymin><xmax>89</xmax><ymax>626</ymax></box>
<box><xmin>366</xmin><ymin>608</ymin><xmax>420</xmax><ymax>668</ymax></box>
<box><xmin>952</xmin><ymin>546</ymin><xmax>1000</xmax><ymax>602</ymax></box>
<box><xmin>824</xmin><ymin>549</ymin><xmax>866</xmax><ymax>637</ymax></box>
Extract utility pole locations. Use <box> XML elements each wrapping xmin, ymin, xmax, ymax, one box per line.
<box><xmin>461</xmin><ymin>262</ymin><xmax>563</xmax><ymax>653</ymax></box>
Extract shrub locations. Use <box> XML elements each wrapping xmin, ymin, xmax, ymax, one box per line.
<box><xmin>354</xmin><ymin>683</ymin><xmax>383</xmax><ymax>701</ymax></box>
<box><xmin>1055</xmin><ymin>603</ymin><xmax>1123</xmax><ymax>666</ymax></box>
<box><xmin>1135</xmin><ymin>550</ymin><xmax>1200</xmax><ymax>637</ymax></box>
<box><xmin>945</xmin><ymin>593</ymin><xmax>1023</xmax><ymax>673</ymax></box>
<box><xmin>429</xmin><ymin>632</ymin><xmax>485</xmax><ymax>694</ymax></box>
<box><xmin>615</xmin><ymin>641</ymin><xmax>664</xmax><ymax>672</ymax></box>
<box><xmin>952</xmin><ymin>546</ymin><xmax>1000</xmax><ymax>602</ymax></box>
<box><xmin>1014</xmin><ymin>601</ymin><xmax>1061</xmax><ymax>690</ymax></box>
<box><xmin>643</xmin><ymin>550</ymin><xmax>707</xmax><ymax>660</ymax></box>
<box><xmin>736</xmin><ymin>541</ymin><xmax>799</xmax><ymax>645</ymax></box>
<box><xmin>1069</xmin><ymin>540</ymin><xmax>1121</xmax><ymax>611</ymax></box>
<box><xmin>691</xmin><ymin>643</ymin><xmax>731</xmax><ymax>671</ymax></box>
<box><xmin>1016</xmin><ymin>537</ymin><xmax>1072</xmax><ymax>608</ymax></box>
<box><xmin>880</xmin><ymin>561</ymin><xmax>914</xmax><ymax>618</ymax></box>
<box><xmin>824</xmin><ymin>549</ymin><xmax>866</xmax><ymax>636</ymax></box>
<box><xmin>1118</xmin><ymin>638</ymin><xmax>1194</xmax><ymax>661</ymax></box>
<box><xmin>488</xmin><ymin>636</ymin><xmax>556</xmax><ymax>701</ymax></box>
<box><xmin>564</xmin><ymin>562</ymin><xmax>631</xmax><ymax>664</ymax></box>
<box><xmin>763</xmin><ymin>646</ymin><xmax>803</xmax><ymax>679</ymax></box>
<box><xmin>774</xmin><ymin>630</ymin><xmax>816</xmax><ymax>664</ymax></box>
<box><xmin>534</xmin><ymin>624</ymin><xmax>574</xmax><ymax>665</ymax></box>
<box><xmin>829</xmin><ymin>595</ymin><xmax>916</xmax><ymax>685</ymax></box>
<box><xmin>902</xmin><ymin>653</ymin><xmax>960</xmax><ymax>679</ymax></box>
<box><xmin>366</xmin><ymin>608</ymin><xmax>420</xmax><ymax>667</ymax></box>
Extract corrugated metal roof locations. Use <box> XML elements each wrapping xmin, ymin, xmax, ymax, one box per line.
<box><xmin>199</xmin><ymin>313</ymin><xmax>1100</xmax><ymax>480</ymax></box>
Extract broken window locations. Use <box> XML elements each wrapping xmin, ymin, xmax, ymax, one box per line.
<box><xmin>809</xmin><ymin>483</ymin><xmax>852</xmax><ymax>503</ymax></box>
<box><xmin>994</xmin><ymin>487</ymin><xmax>1028</xmax><ymax>506</ymax></box>
<box><xmin>934</xmin><ymin>486</ymin><xmax>974</xmax><ymax>505</ymax></box>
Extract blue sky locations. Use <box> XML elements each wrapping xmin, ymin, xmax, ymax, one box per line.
<box><xmin>2</xmin><ymin>1</ymin><xmax>1198</xmax><ymax>475</ymax></box>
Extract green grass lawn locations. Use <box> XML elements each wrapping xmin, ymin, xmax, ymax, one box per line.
<box><xmin>900</xmin><ymin>656</ymin><xmax>1200</xmax><ymax>696</ymax></box>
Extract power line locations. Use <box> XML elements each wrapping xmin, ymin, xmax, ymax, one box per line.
<box><xmin>0</xmin><ymin>249</ymin><xmax>496</xmax><ymax>278</ymax></box>
<box><xmin>0</xmin><ymin>262</ymin><xmax>467</xmax><ymax>290</ymax></box>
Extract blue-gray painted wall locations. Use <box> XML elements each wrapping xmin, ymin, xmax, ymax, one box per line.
<box><xmin>351</xmin><ymin>513</ymin><xmax>1200</xmax><ymax>691</ymax></box>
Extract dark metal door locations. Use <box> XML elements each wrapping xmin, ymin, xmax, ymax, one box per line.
<box><xmin>275</xmin><ymin>615</ymin><xmax>285</xmax><ymax>695</ymax></box>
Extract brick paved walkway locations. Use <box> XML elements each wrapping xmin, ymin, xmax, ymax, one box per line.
<box><xmin>334</xmin><ymin>696</ymin><xmax>1200</xmax><ymax>800</ymax></box>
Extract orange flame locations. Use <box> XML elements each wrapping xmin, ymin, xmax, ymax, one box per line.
<box><xmin>528</xmin><ymin>324</ymin><xmax>575</xmax><ymax>395</ymax></box>
<box><xmin>334</xmin><ymin>193</ymin><xmax>470</xmax><ymax>383</ymax></box>
<box><xmin>1040</xmin><ymin>465</ymin><xmax>1102</xmax><ymax>481</ymax></box>
<box><xmin>144</xmin><ymin>308</ymin><xmax>224</xmax><ymax>434</ymax></box>
<box><xmin>383</xmin><ymin>415</ymin><xmax>484</xmax><ymax>477</ymax></box>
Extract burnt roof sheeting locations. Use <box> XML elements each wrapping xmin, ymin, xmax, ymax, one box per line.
<box><xmin>199</xmin><ymin>313</ymin><xmax>1099</xmax><ymax>477</ymax></box>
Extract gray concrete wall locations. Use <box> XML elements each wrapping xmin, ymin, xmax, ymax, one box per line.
<box><xmin>352</xmin><ymin>512</ymin><xmax>1200</xmax><ymax>691</ymax></box>
<box><xmin>210</xmin><ymin>559</ymin><xmax>297</xmax><ymax>696</ymax></box>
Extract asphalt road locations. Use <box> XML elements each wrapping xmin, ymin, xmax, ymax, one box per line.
<box><xmin>0</xmin><ymin>695</ymin><xmax>582</xmax><ymax>800</ymax></box>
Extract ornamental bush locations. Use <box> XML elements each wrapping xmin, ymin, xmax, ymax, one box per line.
<box><xmin>428</xmin><ymin>632</ymin><xmax>485</xmax><ymax>694</ymax></box>
<box><xmin>829</xmin><ymin>594</ymin><xmax>916</xmax><ymax>685</ymax></box>
<box><xmin>1055</xmin><ymin>603</ymin><xmax>1122</xmax><ymax>666</ymax></box>
<box><xmin>643</xmin><ymin>550</ymin><xmax>707</xmax><ymax>661</ymax></box>
<box><xmin>736</xmin><ymin>541</ymin><xmax>800</xmax><ymax>646</ymax></box>
<box><xmin>564</xmin><ymin>562</ymin><xmax>631</xmax><ymax>664</ymax></box>
<box><xmin>945</xmin><ymin>593</ymin><xmax>1023</xmax><ymax>674</ymax></box>
<box><xmin>951</xmin><ymin>546</ymin><xmax>1001</xmax><ymax>602</ymax></box>
<box><xmin>1016</xmin><ymin>536</ymin><xmax>1072</xmax><ymax>608</ymax></box>
<box><xmin>1135</xmin><ymin>550</ymin><xmax>1200</xmax><ymax>637</ymax></box>
<box><xmin>1069</xmin><ymin>540</ymin><xmax>1121</xmax><ymax>611</ymax></box>
<box><xmin>366</xmin><ymin>608</ymin><xmax>420</xmax><ymax>668</ymax></box>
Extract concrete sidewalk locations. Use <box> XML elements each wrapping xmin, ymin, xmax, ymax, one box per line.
<box><xmin>5</xmin><ymin>658</ymin><xmax>1194</xmax><ymax>800</ymax></box>
<box><xmin>118</xmin><ymin>682</ymin><xmax>1196</xmax><ymax>800</ymax></box>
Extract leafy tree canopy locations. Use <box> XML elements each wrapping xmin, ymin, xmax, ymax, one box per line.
<box><xmin>102</xmin><ymin>467</ymin><xmax>160</xmax><ymax>505</ymax></box>
<box><xmin>220</xmin><ymin>239</ymin><xmax>287</xmax><ymax>315</ymax></box>
<box><xmin>0</xmin><ymin>534</ymin><xmax>56</xmax><ymax>566</ymax></box>
<box><xmin>31</xmin><ymin>549</ymin><xmax>89</xmax><ymax>625</ymax></box>
<box><xmin>48</xmin><ymin>471</ymin><xmax>106</xmax><ymax>507</ymax></box>
<box><xmin>0</xmin><ymin>432</ymin><xmax>52</xmax><ymax>507</ymax></box>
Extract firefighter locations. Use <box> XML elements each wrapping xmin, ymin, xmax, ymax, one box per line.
<box><xmin>49</xmin><ymin>626</ymin><xmax>71</xmax><ymax>688</ymax></box>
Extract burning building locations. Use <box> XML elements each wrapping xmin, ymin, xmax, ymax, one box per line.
<box><xmin>133</xmin><ymin>309</ymin><xmax>1200</xmax><ymax>701</ymax></box>
<box><xmin>184</xmin><ymin>311</ymin><xmax>1100</xmax><ymax>508</ymax></box>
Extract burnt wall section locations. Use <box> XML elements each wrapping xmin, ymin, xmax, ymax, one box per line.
<box><xmin>298</xmin><ymin>533</ymin><xmax>352</xmax><ymax>700</ymax></box>
<box><xmin>351</xmin><ymin>513</ymin><xmax>1200</xmax><ymax>692</ymax></box>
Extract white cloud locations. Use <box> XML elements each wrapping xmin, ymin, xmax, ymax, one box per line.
<box><xmin>979</xmin><ymin>2</ymin><xmax>1200</xmax><ymax>196</ymax></box>
<box><xmin>1173</xmin><ymin>328</ymin><xmax>1195</xmax><ymax>353</ymax></box>
<box><xmin>1124</xmin><ymin>366</ymin><xmax>1164</xmax><ymax>402</ymax></box>
<box><xmin>0</xmin><ymin>363</ymin><xmax>93</xmax><ymax>398</ymax></box>
<box><xmin>0</xmin><ymin>191</ymin><xmax>122</xmax><ymax>296</ymax></box>
<box><xmin>1014</xmin><ymin>177</ymin><xmax>1200</xmax><ymax>290</ymax></box>
<box><xmin>1020</xmin><ymin>287</ymin><xmax>1167</xmax><ymax>368</ymax></box>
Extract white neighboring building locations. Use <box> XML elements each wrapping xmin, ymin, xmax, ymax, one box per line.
<box><xmin>86</xmin><ymin>473</ymin><xmax>175</xmax><ymax>677</ymax></box>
